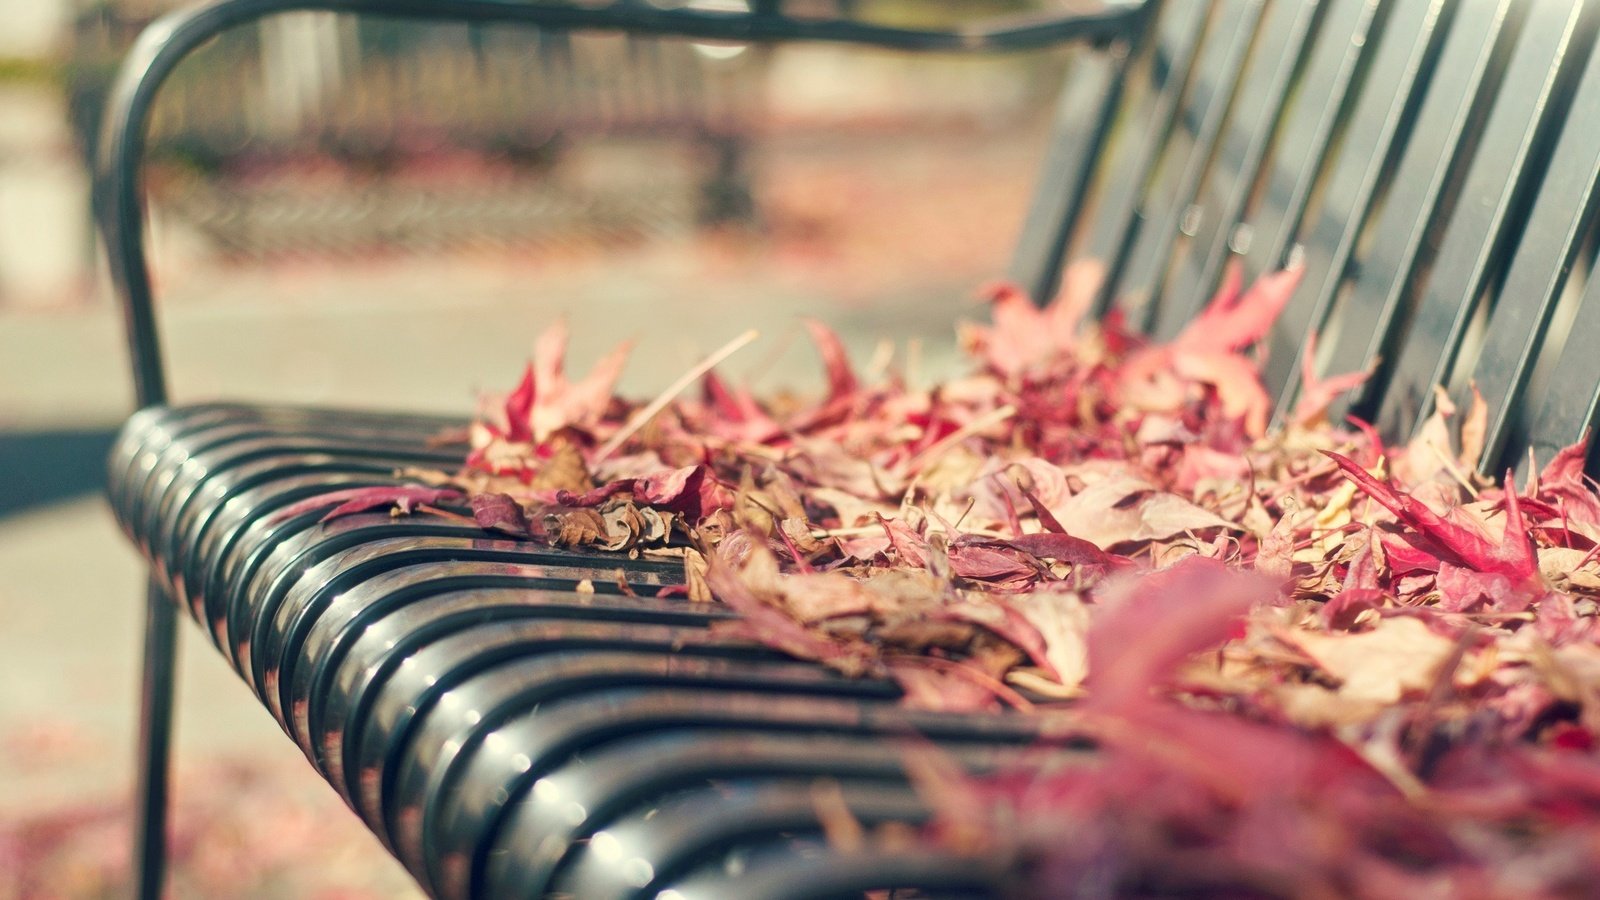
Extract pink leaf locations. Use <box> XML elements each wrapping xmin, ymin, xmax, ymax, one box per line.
<box><xmin>704</xmin><ymin>554</ymin><xmax>878</xmax><ymax>677</ymax></box>
<box><xmin>1535</xmin><ymin>436</ymin><xmax>1600</xmax><ymax>543</ymax></box>
<box><xmin>641</xmin><ymin>464</ymin><xmax>730</xmax><ymax>520</ymax></box>
<box><xmin>1087</xmin><ymin>557</ymin><xmax>1270</xmax><ymax>712</ymax></box>
<box><xmin>1541</xmin><ymin>436</ymin><xmax>1591</xmax><ymax>486</ymax></box>
<box><xmin>1254</xmin><ymin>512</ymin><xmax>1296</xmax><ymax>581</ymax></box>
<box><xmin>1436</xmin><ymin>562</ymin><xmax>1529</xmax><ymax>613</ymax></box>
<box><xmin>470</xmin><ymin>493</ymin><xmax>531</xmax><ymax>537</ymax></box>
<box><xmin>1173</xmin><ymin>350</ymin><xmax>1273</xmax><ymax>437</ymax></box>
<box><xmin>702</xmin><ymin>369</ymin><xmax>779</xmax><ymax>435</ymax></box>
<box><xmin>1325</xmin><ymin>452</ymin><xmax>1536</xmax><ymax>582</ymax></box>
<box><xmin>503</xmin><ymin>363</ymin><xmax>536</xmax><ymax>443</ymax></box>
<box><xmin>635</xmin><ymin>465</ymin><xmax>699</xmax><ymax>505</ymax></box>
<box><xmin>550</xmin><ymin>464</ymin><xmax>728</xmax><ymax>520</ymax></box>
<box><xmin>1291</xmin><ymin>331</ymin><xmax>1372</xmax><ymax>426</ymax></box>
<box><xmin>942</xmin><ymin>599</ymin><xmax>1062</xmax><ymax>682</ymax></box>
<box><xmin>269</xmin><ymin>486</ymin><xmax>464</xmax><ymax>524</ymax></box>
<box><xmin>877</xmin><ymin>514</ymin><xmax>930</xmax><ymax>568</ymax></box>
<box><xmin>1018</xmin><ymin>485</ymin><xmax>1069</xmax><ymax>535</ymax></box>
<box><xmin>1321</xmin><ymin>587</ymin><xmax>1385</xmax><ymax>629</ymax></box>
<box><xmin>884</xmin><ymin>658</ymin><xmax>1010</xmax><ymax>713</ymax></box>
<box><xmin>1174</xmin><ymin>264</ymin><xmax>1303</xmax><ymax>355</ymax></box>
<box><xmin>961</xmin><ymin>281</ymin><xmax>1071</xmax><ymax>378</ymax></box>
<box><xmin>1046</xmin><ymin>258</ymin><xmax>1105</xmax><ymax>346</ymax></box>
<box><xmin>562</xmin><ymin>338</ymin><xmax>634</xmax><ymax>427</ymax></box>
<box><xmin>947</xmin><ymin>544</ymin><xmax>1041</xmax><ymax>582</ymax></box>
<box><xmin>555</xmin><ymin>480</ymin><xmax>636</xmax><ymax>508</ymax></box>
<box><xmin>968</xmin><ymin>532</ymin><xmax>1120</xmax><ymax>570</ymax></box>
<box><xmin>804</xmin><ymin>318</ymin><xmax>859</xmax><ymax>403</ymax></box>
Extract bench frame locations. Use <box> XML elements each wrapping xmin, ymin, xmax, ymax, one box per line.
<box><xmin>94</xmin><ymin>2</ymin><xmax>1144</xmax><ymax>896</ymax></box>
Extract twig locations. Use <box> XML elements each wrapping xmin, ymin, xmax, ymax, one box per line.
<box><xmin>1006</xmin><ymin>668</ymin><xmax>1083</xmax><ymax>700</ymax></box>
<box><xmin>948</xmin><ymin>496</ymin><xmax>979</xmax><ymax>533</ymax></box>
<box><xmin>413</xmin><ymin>504</ymin><xmax>479</xmax><ymax>526</ymax></box>
<box><xmin>810</xmin><ymin>524</ymin><xmax>892</xmax><ymax>538</ymax></box>
<box><xmin>1425</xmin><ymin>439</ymin><xmax>1480</xmax><ymax>498</ymax></box>
<box><xmin>741</xmin><ymin>323</ymin><xmax>799</xmax><ymax>389</ymax></box>
<box><xmin>898</xmin><ymin>655</ymin><xmax>1036</xmax><ymax>713</ymax></box>
<box><xmin>904</xmin><ymin>404</ymin><xmax>1018</xmax><ymax>473</ymax></box>
<box><xmin>863</xmin><ymin>338</ymin><xmax>895</xmax><ymax>382</ymax></box>
<box><xmin>593</xmin><ymin>328</ymin><xmax>760</xmax><ymax>462</ymax></box>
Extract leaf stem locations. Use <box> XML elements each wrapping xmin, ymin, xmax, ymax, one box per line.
<box><xmin>904</xmin><ymin>404</ymin><xmax>1018</xmax><ymax>473</ymax></box>
<box><xmin>593</xmin><ymin>329</ymin><xmax>760</xmax><ymax>462</ymax></box>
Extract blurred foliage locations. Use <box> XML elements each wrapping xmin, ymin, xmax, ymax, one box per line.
<box><xmin>0</xmin><ymin>57</ymin><xmax>64</xmax><ymax>86</ymax></box>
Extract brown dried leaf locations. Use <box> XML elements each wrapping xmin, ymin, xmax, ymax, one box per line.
<box><xmin>528</xmin><ymin>433</ymin><xmax>593</xmax><ymax>493</ymax></box>
<box><xmin>598</xmin><ymin>500</ymin><xmax>672</xmax><ymax>551</ymax></box>
<box><xmin>683</xmin><ymin>549</ymin><xmax>714</xmax><ymax>603</ymax></box>
<box><xmin>544</xmin><ymin>507</ymin><xmax>607</xmax><ymax>547</ymax></box>
<box><xmin>733</xmin><ymin>468</ymin><xmax>778</xmax><ymax>536</ymax></box>
<box><xmin>777</xmin><ymin>572</ymin><xmax>881</xmax><ymax>623</ymax></box>
<box><xmin>470</xmin><ymin>493</ymin><xmax>532</xmax><ymax>537</ymax></box>
<box><xmin>1286</xmin><ymin>617</ymin><xmax>1457</xmax><ymax>705</ymax></box>
<box><xmin>1539</xmin><ymin>547</ymin><xmax>1600</xmax><ymax>593</ymax></box>
<box><xmin>779</xmin><ymin>517</ymin><xmax>827</xmax><ymax>556</ymax></box>
<box><xmin>1010</xmin><ymin>590</ymin><xmax>1090</xmax><ymax>690</ymax></box>
<box><xmin>1048</xmin><ymin>477</ymin><xmax>1240</xmax><ymax>550</ymax></box>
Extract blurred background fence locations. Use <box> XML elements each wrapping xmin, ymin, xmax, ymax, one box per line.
<box><xmin>3</xmin><ymin>0</ymin><xmax>1068</xmax><ymax>286</ymax></box>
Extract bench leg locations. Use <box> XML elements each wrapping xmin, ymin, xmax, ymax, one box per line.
<box><xmin>134</xmin><ymin>576</ymin><xmax>178</xmax><ymax>900</ymax></box>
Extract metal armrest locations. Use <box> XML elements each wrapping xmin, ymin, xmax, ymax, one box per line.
<box><xmin>95</xmin><ymin>0</ymin><xmax>1148</xmax><ymax>409</ymax></box>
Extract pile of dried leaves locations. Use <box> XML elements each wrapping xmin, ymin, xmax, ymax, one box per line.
<box><xmin>317</xmin><ymin>261</ymin><xmax>1600</xmax><ymax>896</ymax></box>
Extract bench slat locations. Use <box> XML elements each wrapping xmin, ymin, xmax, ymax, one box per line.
<box><xmin>545</xmin><ymin>780</ymin><xmax>932</xmax><ymax>899</ymax></box>
<box><xmin>1524</xmin><ymin>256</ymin><xmax>1600</xmax><ymax>466</ymax></box>
<box><xmin>485</xmin><ymin>732</ymin><xmax>1014</xmax><ymax>896</ymax></box>
<box><xmin>1373</xmin><ymin>0</ymin><xmax>1600</xmax><ymax>440</ymax></box>
<box><xmin>1464</xmin><ymin>27</ymin><xmax>1600</xmax><ymax>469</ymax></box>
<box><xmin>1076</xmin><ymin>0</ymin><xmax>1215</xmax><ymax>313</ymax></box>
<box><xmin>1150</xmin><ymin>0</ymin><xmax>1329</xmax><ymax>339</ymax></box>
<box><xmin>1112</xmin><ymin>0</ymin><xmax>1267</xmax><ymax>330</ymax></box>
<box><xmin>1260</xmin><ymin>0</ymin><xmax>1450</xmax><ymax>403</ymax></box>
<box><xmin>1317</xmin><ymin>0</ymin><xmax>1524</xmax><ymax>423</ymax></box>
<box><xmin>1008</xmin><ymin>39</ymin><xmax>1135</xmax><ymax>302</ymax></box>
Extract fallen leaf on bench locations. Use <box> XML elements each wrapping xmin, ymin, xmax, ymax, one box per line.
<box><xmin>1044</xmin><ymin>476</ymin><xmax>1239</xmax><ymax>550</ymax></box>
<box><xmin>542</xmin><ymin>507</ymin><xmax>607</xmax><ymax>547</ymax></box>
<box><xmin>469</xmin><ymin>492</ymin><xmax>531</xmax><ymax>537</ymax></box>
<box><xmin>269</xmin><ymin>485</ymin><xmax>465</xmax><ymax>523</ymax></box>
<box><xmin>1286</xmin><ymin>617</ymin><xmax>1458</xmax><ymax>705</ymax></box>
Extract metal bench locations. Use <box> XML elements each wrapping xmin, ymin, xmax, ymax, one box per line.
<box><xmin>100</xmin><ymin>0</ymin><xmax>1600</xmax><ymax>897</ymax></box>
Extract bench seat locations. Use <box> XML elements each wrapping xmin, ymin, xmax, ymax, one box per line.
<box><xmin>108</xmin><ymin>402</ymin><xmax>1061</xmax><ymax>899</ymax></box>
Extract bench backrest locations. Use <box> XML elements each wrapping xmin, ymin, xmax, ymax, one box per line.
<box><xmin>1014</xmin><ymin>0</ymin><xmax>1600</xmax><ymax>474</ymax></box>
<box><xmin>102</xmin><ymin>0</ymin><xmax>1600</xmax><ymax>475</ymax></box>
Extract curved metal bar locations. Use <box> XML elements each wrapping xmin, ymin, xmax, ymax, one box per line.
<box><xmin>95</xmin><ymin>0</ymin><xmax>1143</xmax><ymax>410</ymax></box>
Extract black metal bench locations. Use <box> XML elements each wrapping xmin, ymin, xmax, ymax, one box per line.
<box><xmin>100</xmin><ymin>1</ymin><xmax>1600</xmax><ymax>897</ymax></box>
